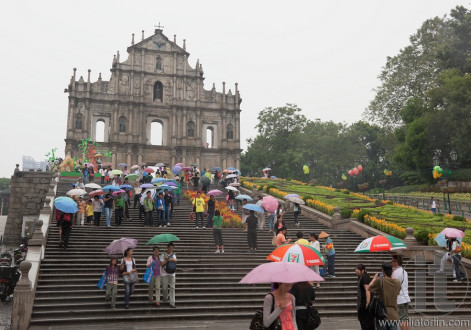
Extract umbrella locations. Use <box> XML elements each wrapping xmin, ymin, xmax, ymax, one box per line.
<box><xmin>435</xmin><ymin>233</ymin><xmax>463</xmax><ymax>247</ymax></box>
<box><xmin>119</xmin><ymin>185</ymin><xmax>133</xmax><ymax>191</ymax></box>
<box><xmin>201</xmin><ymin>176</ymin><xmax>210</xmax><ymax>184</ymax></box>
<box><xmin>102</xmin><ymin>162</ymin><xmax>112</xmax><ymax>167</ymax></box>
<box><xmin>130</xmin><ymin>165</ymin><xmax>140</xmax><ymax>170</ymax></box>
<box><xmin>182</xmin><ymin>166</ymin><xmax>192</xmax><ymax>171</ymax></box>
<box><xmin>175</xmin><ymin>163</ymin><xmax>184</xmax><ymax>167</ymax></box>
<box><xmin>263</xmin><ymin>168</ymin><xmax>271</xmax><ymax>171</ymax></box>
<box><xmin>110</xmin><ymin>169</ymin><xmax>123</xmax><ymax>175</ymax></box>
<box><xmin>171</xmin><ymin>166</ymin><xmax>182</xmax><ymax>175</ymax></box>
<box><xmin>227</xmin><ymin>167</ymin><xmax>237</xmax><ymax>171</ymax></box>
<box><xmin>287</xmin><ymin>196</ymin><xmax>305</xmax><ymax>205</ymax></box>
<box><xmin>102</xmin><ymin>185</ymin><xmax>121</xmax><ymax>192</ymax></box>
<box><xmin>318</xmin><ymin>231</ymin><xmax>330</xmax><ymax>239</ymax></box>
<box><xmin>207</xmin><ymin>189</ymin><xmax>223</xmax><ymax>196</ymax></box>
<box><xmin>85</xmin><ymin>183</ymin><xmax>102</xmax><ymax>189</ymax></box>
<box><xmin>354</xmin><ymin>235</ymin><xmax>407</xmax><ymax>253</ymax></box>
<box><xmin>138</xmin><ymin>162</ymin><xmax>147</xmax><ymax>166</ymax></box>
<box><xmin>243</xmin><ymin>204</ymin><xmax>264</xmax><ymax>214</ymax></box>
<box><xmin>152</xmin><ymin>178</ymin><xmax>167</xmax><ymax>184</ymax></box>
<box><xmin>211</xmin><ymin>167</ymin><xmax>222</xmax><ymax>172</ymax></box>
<box><xmin>229</xmin><ymin>183</ymin><xmax>241</xmax><ymax>187</ymax></box>
<box><xmin>54</xmin><ymin>196</ymin><xmax>68</xmax><ymax>202</ymax></box>
<box><xmin>104</xmin><ymin>238</ymin><xmax>138</xmax><ymax>255</ymax></box>
<box><xmin>239</xmin><ymin>261</ymin><xmax>324</xmax><ymax>284</ymax></box>
<box><xmin>191</xmin><ymin>164</ymin><xmax>198</xmax><ymax>167</ymax></box>
<box><xmin>144</xmin><ymin>168</ymin><xmax>155</xmax><ymax>173</ymax></box>
<box><xmin>267</xmin><ymin>244</ymin><xmax>325</xmax><ymax>266</ymax></box>
<box><xmin>54</xmin><ymin>197</ymin><xmax>78</xmax><ymax>213</ymax></box>
<box><xmin>146</xmin><ymin>234</ymin><xmax>180</xmax><ymax>245</ymax></box>
<box><xmin>66</xmin><ymin>189</ymin><xmax>87</xmax><ymax>196</ymax></box>
<box><xmin>235</xmin><ymin>194</ymin><xmax>253</xmax><ymax>201</ymax></box>
<box><xmin>284</xmin><ymin>194</ymin><xmax>300</xmax><ymax>199</ymax></box>
<box><xmin>140</xmin><ymin>183</ymin><xmax>155</xmax><ymax>188</ymax></box>
<box><xmin>112</xmin><ymin>190</ymin><xmax>126</xmax><ymax>196</ymax></box>
<box><xmin>225</xmin><ymin>186</ymin><xmax>238</xmax><ymax>191</ymax></box>
<box><xmin>155</xmin><ymin>163</ymin><xmax>165</xmax><ymax>167</ymax></box>
<box><xmin>159</xmin><ymin>184</ymin><xmax>175</xmax><ymax>190</ymax></box>
<box><xmin>226</xmin><ymin>174</ymin><xmax>237</xmax><ymax>179</ymax></box>
<box><xmin>271</xmin><ymin>176</ymin><xmax>277</xmax><ymax>179</ymax></box>
<box><xmin>118</xmin><ymin>163</ymin><xmax>128</xmax><ymax>168</ymax></box>
<box><xmin>140</xmin><ymin>189</ymin><xmax>157</xmax><ymax>203</ymax></box>
<box><xmin>89</xmin><ymin>190</ymin><xmax>105</xmax><ymax>197</ymax></box>
<box><xmin>439</xmin><ymin>228</ymin><xmax>465</xmax><ymax>238</ymax></box>
<box><xmin>125</xmin><ymin>174</ymin><xmax>139</xmax><ymax>180</ymax></box>
<box><xmin>166</xmin><ymin>182</ymin><xmax>177</xmax><ymax>187</ymax></box>
<box><xmin>262</xmin><ymin>196</ymin><xmax>278</xmax><ymax>213</ymax></box>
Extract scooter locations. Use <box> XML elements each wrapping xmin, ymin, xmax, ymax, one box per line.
<box><xmin>0</xmin><ymin>246</ymin><xmax>23</xmax><ymax>301</ymax></box>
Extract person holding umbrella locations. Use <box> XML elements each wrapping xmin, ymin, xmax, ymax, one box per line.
<box><xmin>103</xmin><ymin>192</ymin><xmax>114</xmax><ymax>228</ymax></box>
<box><xmin>263</xmin><ymin>282</ymin><xmax>297</xmax><ymax>329</ymax></box>
<box><xmin>206</xmin><ymin>194</ymin><xmax>216</xmax><ymax>228</ymax></box>
<box><xmin>246</xmin><ymin>210</ymin><xmax>258</xmax><ymax>253</ymax></box>
<box><xmin>144</xmin><ymin>191</ymin><xmax>155</xmax><ymax>227</ymax></box>
<box><xmin>92</xmin><ymin>195</ymin><xmax>104</xmax><ymax>226</ymax></box>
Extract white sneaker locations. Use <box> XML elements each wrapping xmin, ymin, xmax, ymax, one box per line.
<box><xmin>159</xmin><ymin>225</ymin><xmax>162</xmax><ymax>228</ymax></box>
<box><xmin>164</xmin><ymin>225</ymin><xmax>167</xmax><ymax>227</ymax></box>
<box><xmin>196</xmin><ymin>226</ymin><xmax>199</xmax><ymax>229</ymax></box>
<box><xmin>215</xmin><ymin>250</ymin><xmax>220</xmax><ymax>253</ymax></box>
<box><xmin>221</xmin><ymin>250</ymin><xmax>225</xmax><ymax>253</ymax></box>
<box><xmin>167</xmin><ymin>223</ymin><xmax>170</xmax><ymax>226</ymax></box>
<box><xmin>203</xmin><ymin>226</ymin><xmax>206</xmax><ymax>229</ymax></box>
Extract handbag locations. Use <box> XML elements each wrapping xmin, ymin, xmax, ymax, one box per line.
<box><xmin>189</xmin><ymin>212</ymin><xmax>195</xmax><ymax>222</ymax></box>
<box><xmin>306</xmin><ymin>305</ymin><xmax>321</xmax><ymax>329</ymax></box>
<box><xmin>143</xmin><ymin>264</ymin><xmax>154</xmax><ymax>284</ymax></box>
<box><xmin>250</xmin><ymin>293</ymin><xmax>281</xmax><ymax>330</ymax></box>
<box><xmin>123</xmin><ymin>271</ymin><xmax>138</xmax><ymax>284</ymax></box>
<box><xmin>369</xmin><ymin>278</ymin><xmax>387</xmax><ymax>320</ymax></box>
<box><xmin>97</xmin><ymin>271</ymin><xmax>107</xmax><ymax>290</ymax></box>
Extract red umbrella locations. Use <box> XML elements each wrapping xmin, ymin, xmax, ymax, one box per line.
<box><xmin>112</xmin><ymin>190</ymin><xmax>126</xmax><ymax>196</ymax></box>
<box><xmin>144</xmin><ymin>168</ymin><xmax>155</xmax><ymax>173</ymax></box>
<box><xmin>182</xmin><ymin>167</ymin><xmax>192</xmax><ymax>171</ymax></box>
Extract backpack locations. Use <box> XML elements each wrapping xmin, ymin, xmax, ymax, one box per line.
<box><xmin>164</xmin><ymin>254</ymin><xmax>177</xmax><ymax>274</ymax></box>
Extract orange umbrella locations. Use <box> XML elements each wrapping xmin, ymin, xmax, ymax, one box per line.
<box><xmin>267</xmin><ymin>244</ymin><xmax>325</xmax><ymax>266</ymax></box>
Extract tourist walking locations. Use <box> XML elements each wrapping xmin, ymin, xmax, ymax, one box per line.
<box><xmin>103</xmin><ymin>193</ymin><xmax>114</xmax><ymax>228</ymax></box>
<box><xmin>120</xmin><ymin>248</ymin><xmax>138</xmax><ymax>309</ymax></box>
<box><xmin>291</xmin><ymin>281</ymin><xmax>315</xmax><ymax>330</ymax></box>
<box><xmin>114</xmin><ymin>192</ymin><xmax>125</xmax><ymax>226</ymax></box>
<box><xmin>246</xmin><ymin>210</ymin><xmax>258</xmax><ymax>253</ymax></box>
<box><xmin>391</xmin><ymin>255</ymin><xmax>411</xmax><ymax>330</ymax></box>
<box><xmin>309</xmin><ymin>233</ymin><xmax>321</xmax><ymax>288</ymax></box>
<box><xmin>368</xmin><ymin>262</ymin><xmax>401</xmax><ymax>330</ymax></box>
<box><xmin>451</xmin><ymin>239</ymin><xmax>466</xmax><ymax>282</ymax></box>
<box><xmin>76</xmin><ymin>196</ymin><xmax>86</xmax><ymax>226</ymax></box>
<box><xmin>163</xmin><ymin>189</ymin><xmax>173</xmax><ymax>225</ymax></box>
<box><xmin>206</xmin><ymin>194</ymin><xmax>216</xmax><ymax>228</ymax></box>
<box><xmin>105</xmin><ymin>257</ymin><xmax>120</xmax><ymax>310</ymax></box>
<box><xmin>174</xmin><ymin>178</ymin><xmax>182</xmax><ymax>205</ymax></box>
<box><xmin>192</xmin><ymin>173</ymin><xmax>200</xmax><ymax>191</ymax></box>
<box><xmin>160</xmin><ymin>243</ymin><xmax>177</xmax><ymax>308</ymax></box>
<box><xmin>263</xmin><ymin>282</ymin><xmax>297</xmax><ymax>329</ymax></box>
<box><xmin>255</xmin><ymin>196</ymin><xmax>265</xmax><ymax>230</ymax></box>
<box><xmin>241</xmin><ymin>199</ymin><xmax>250</xmax><ymax>231</ymax></box>
<box><xmin>85</xmin><ymin>199</ymin><xmax>94</xmax><ymax>225</ymax></box>
<box><xmin>133</xmin><ymin>182</ymin><xmax>142</xmax><ymax>208</ymax></box>
<box><xmin>212</xmin><ymin>210</ymin><xmax>224</xmax><ymax>253</ymax></box>
<box><xmin>192</xmin><ymin>191</ymin><xmax>206</xmax><ymax>229</ymax></box>
<box><xmin>267</xmin><ymin>211</ymin><xmax>275</xmax><ymax>233</ymax></box>
<box><xmin>227</xmin><ymin>189</ymin><xmax>235</xmax><ymax>211</ymax></box>
<box><xmin>276</xmin><ymin>226</ymin><xmax>291</xmax><ymax>247</ymax></box>
<box><xmin>155</xmin><ymin>192</ymin><xmax>166</xmax><ymax>227</ymax></box>
<box><xmin>146</xmin><ymin>247</ymin><xmax>162</xmax><ymax>306</ymax></box>
<box><xmin>59</xmin><ymin>211</ymin><xmax>73</xmax><ymax>249</ymax></box>
<box><xmin>324</xmin><ymin>235</ymin><xmax>336</xmax><ymax>278</ymax></box>
<box><xmin>293</xmin><ymin>203</ymin><xmax>300</xmax><ymax>227</ymax></box>
<box><xmin>355</xmin><ymin>264</ymin><xmax>374</xmax><ymax>330</ymax></box>
<box><xmin>430</xmin><ymin>197</ymin><xmax>437</xmax><ymax>214</ymax></box>
<box><xmin>88</xmin><ymin>166</ymin><xmax>95</xmax><ymax>182</ymax></box>
<box><xmin>143</xmin><ymin>191</ymin><xmax>154</xmax><ymax>227</ymax></box>
<box><xmin>92</xmin><ymin>195</ymin><xmax>103</xmax><ymax>226</ymax></box>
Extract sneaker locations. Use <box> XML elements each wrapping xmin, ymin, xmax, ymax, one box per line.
<box><xmin>164</xmin><ymin>225</ymin><xmax>167</xmax><ymax>227</ymax></box>
<box><xmin>215</xmin><ymin>250</ymin><xmax>220</xmax><ymax>253</ymax></box>
<box><xmin>331</xmin><ymin>275</ymin><xmax>336</xmax><ymax>278</ymax></box>
<box><xmin>169</xmin><ymin>304</ymin><xmax>176</xmax><ymax>308</ymax></box>
<box><xmin>159</xmin><ymin>225</ymin><xmax>162</xmax><ymax>228</ymax></box>
<box><xmin>453</xmin><ymin>279</ymin><xmax>462</xmax><ymax>282</ymax></box>
<box><xmin>222</xmin><ymin>250</ymin><xmax>225</xmax><ymax>253</ymax></box>
<box><xmin>203</xmin><ymin>226</ymin><xmax>206</xmax><ymax>229</ymax></box>
<box><xmin>196</xmin><ymin>226</ymin><xmax>199</xmax><ymax>229</ymax></box>
<box><xmin>167</xmin><ymin>223</ymin><xmax>170</xmax><ymax>226</ymax></box>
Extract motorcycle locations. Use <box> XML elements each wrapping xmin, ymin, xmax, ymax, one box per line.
<box><xmin>0</xmin><ymin>238</ymin><xmax>27</xmax><ymax>301</ymax></box>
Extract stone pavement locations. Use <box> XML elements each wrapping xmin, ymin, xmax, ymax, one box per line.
<box><xmin>0</xmin><ymin>300</ymin><xmax>11</xmax><ymax>330</ymax></box>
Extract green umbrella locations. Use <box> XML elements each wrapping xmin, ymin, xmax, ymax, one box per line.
<box><xmin>146</xmin><ymin>234</ymin><xmax>180</xmax><ymax>245</ymax></box>
<box><xmin>125</xmin><ymin>174</ymin><xmax>139</xmax><ymax>180</ymax></box>
<box><xmin>201</xmin><ymin>176</ymin><xmax>210</xmax><ymax>184</ymax></box>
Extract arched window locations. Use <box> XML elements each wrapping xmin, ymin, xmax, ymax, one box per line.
<box><xmin>206</xmin><ymin>127</ymin><xmax>214</xmax><ymax>148</ymax></box>
<box><xmin>75</xmin><ymin>114</ymin><xmax>83</xmax><ymax>130</ymax></box>
<box><xmin>156</xmin><ymin>56</ymin><xmax>162</xmax><ymax>71</ymax></box>
<box><xmin>187</xmin><ymin>121</ymin><xmax>195</xmax><ymax>137</ymax></box>
<box><xmin>154</xmin><ymin>81</ymin><xmax>163</xmax><ymax>101</ymax></box>
<box><xmin>119</xmin><ymin>116</ymin><xmax>126</xmax><ymax>133</ymax></box>
<box><xmin>96</xmin><ymin>120</ymin><xmax>105</xmax><ymax>142</ymax></box>
<box><xmin>226</xmin><ymin>124</ymin><xmax>234</xmax><ymax>140</ymax></box>
<box><xmin>151</xmin><ymin>121</ymin><xmax>163</xmax><ymax>145</ymax></box>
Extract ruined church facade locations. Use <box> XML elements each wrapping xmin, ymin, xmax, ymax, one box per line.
<box><xmin>64</xmin><ymin>28</ymin><xmax>241</xmax><ymax>169</ymax></box>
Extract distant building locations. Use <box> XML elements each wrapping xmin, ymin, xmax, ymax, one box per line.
<box><xmin>22</xmin><ymin>156</ymin><xmax>47</xmax><ymax>172</ymax></box>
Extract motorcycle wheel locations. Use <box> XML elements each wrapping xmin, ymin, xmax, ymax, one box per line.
<box><xmin>0</xmin><ymin>296</ymin><xmax>6</xmax><ymax>302</ymax></box>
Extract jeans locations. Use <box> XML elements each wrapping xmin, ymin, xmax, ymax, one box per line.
<box><xmin>94</xmin><ymin>212</ymin><xmax>101</xmax><ymax>226</ymax></box>
<box><xmin>161</xmin><ymin>275</ymin><xmax>176</xmax><ymax>306</ymax></box>
<box><xmin>195</xmin><ymin>212</ymin><xmax>204</xmax><ymax>227</ymax></box>
<box><xmin>145</xmin><ymin>211</ymin><xmax>153</xmax><ymax>226</ymax></box>
<box><xmin>157</xmin><ymin>209</ymin><xmax>165</xmax><ymax>226</ymax></box>
<box><xmin>452</xmin><ymin>254</ymin><xmax>465</xmax><ymax>280</ymax></box>
<box><xmin>115</xmin><ymin>208</ymin><xmax>123</xmax><ymax>226</ymax></box>
<box><xmin>175</xmin><ymin>193</ymin><xmax>180</xmax><ymax>205</ymax></box>
<box><xmin>124</xmin><ymin>282</ymin><xmax>135</xmax><ymax>306</ymax></box>
<box><xmin>213</xmin><ymin>228</ymin><xmax>223</xmax><ymax>246</ymax></box>
<box><xmin>165</xmin><ymin>207</ymin><xmax>171</xmax><ymax>224</ymax></box>
<box><xmin>104</xmin><ymin>208</ymin><xmax>113</xmax><ymax>227</ymax></box>
<box><xmin>268</xmin><ymin>214</ymin><xmax>275</xmax><ymax>230</ymax></box>
<box><xmin>206</xmin><ymin>212</ymin><xmax>214</xmax><ymax>228</ymax></box>
<box><xmin>327</xmin><ymin>254</ymin><xmax>335</xmax><ymax>276</ymax></box>
<box><xmin>148</xmin><ymin>275</ymin><xmax>161</xmax><ymax>302</ymax></box>
<box><xmin>106</xmin><ymin>283</ymin><xmax>117</xmax><ymax>308</ymax></box>
<box><xmin>134</xmin><ymin>195</ymin><xmax>140</xmax><ymax>208</ymax></box>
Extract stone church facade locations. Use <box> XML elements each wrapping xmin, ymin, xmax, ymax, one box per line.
<box><xmin>65</xmin><ymin>28</ymin><xmax>241</xmax><ymax>170</ymax></box>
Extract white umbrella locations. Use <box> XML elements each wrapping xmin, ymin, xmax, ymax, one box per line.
<box><xmin>229</xmin><ymin>183</ymin><xmax>241</xmax><ymax>187</ymax></box>
<box><xmin>66</xmin><ymin>189</ymin><xmax>87</xmax><ymax>196</ymax></box>
<box><xmin>287</xmin><ymin>196</ymin><xmax>305</xmax><ymax>205</ymax></box>
<box><xmin>226</xmin><ymin>174</ymin><xmax>237</xmax><ymax>179</ymax></box>
<box><xmin>155</xmin><ymin>163</ymin><xmax>165</xmax><ymax>167</ymax></box>
<box><xmin>225</xmin><ymin>186</ymin><xmax>238</xmax><ymax>191</ymax></box>
<box><xmin>85</xmin><ymin>183</ymin><xmax>102</xmax><ymax>189</ymax></box>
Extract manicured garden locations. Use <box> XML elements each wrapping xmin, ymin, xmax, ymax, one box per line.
<box><xmin>240</xmin><ymin>177</ymin><xmax>471</xmax><ymax>258</ymax></box>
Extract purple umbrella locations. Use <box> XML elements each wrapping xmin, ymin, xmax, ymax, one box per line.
<box><xmin>171</xmin><ymin>166</ymin><xmax>182</xmax><ymax>175</ymax></box>
<box><xmin>140</xmin><ymin>183</ymin><xmax>154</xmax><ymax>188</ymax></box>
<box><xmin>166</xmin><ymin>182</ymin><xmax>177</xmax><ymax>187</ymax></box>
<box><xmin>284</xmin><ymin>194</ymin><xmax>300</xmax><ymax>199</ymax></box>
<box><xmin>207</xmin><ymin>189</ymin><xmax>223</xmax><ymax>196</ymax></box>
<box><xmin>239</xmin><ymin>261</ymin><xmax>324</xmax><ymax>284</ymax></box>
<box><xmin>104</xmin><ymin>238</ymin><xmax>138</xmax><ymax>255</ymax></box>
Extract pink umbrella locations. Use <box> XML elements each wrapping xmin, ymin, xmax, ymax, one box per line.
<box><xmin>130</xmin><ymin>165</ymin><xmax>139</xmax><ymax>170</ymax></box>
<box><xmin>89</xmin><ymin>189</ymin><xmax>105</xmax><ymax>197</ymax></box>
<box><xmin>175</xmin><ymin>163</ymin><xmax>184</xmax><ymax>167</ymax></box>
<box><xmin>262</xmin><ymin>196</ymin><xmax>278</xmax><ymax>213</ymax></box>
<box><xmin>207</xmin><ymin>189</ymin><xmax>223</xmax><ymax>196</ymax></box>
<box><xmin>239</xmin><ymin>261</ymin><xmax>324</xmax><ymax>284</ymax></box>
<box><xmin>440</xmin><ymin>228</ymin><xmax>465</xmax><ymax>238</ymax></box>
<box><xmin>144</xmin><ymin>168</ymin><xmax>155</xmax><ymax>173</ymax></box>
<box><xmin>112</xmin><ymin>190</ymin><xmax>126</xmax><ymax>196</ymax></box>
<box><xmin>104</xmin><ymin>238</ymin><xmax>138</xmax><ymax>255</ymax></box>
<box><xmin>182</xmin><ymin>166</ymin><xmax>192</xmax><ymax>171</ymax></box>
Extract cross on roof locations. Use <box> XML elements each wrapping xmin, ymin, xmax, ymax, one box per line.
<box><xmin>154</xmin><ymin>22</ymin><xmax>164</xmax><ymax>30</ymax></box>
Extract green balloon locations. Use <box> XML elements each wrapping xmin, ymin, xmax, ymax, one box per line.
<box><xmin>446</xmin><ymin>170</ymin><xmax>452</xmax><ymax>176</ymax></box>
<box><xmin>438</xmin><ymin>168</ymin><xmax>444</xmax><ymax>174</ymax></box>
<box><xmin>433</xmin><ymin>166</ymin><xmax>440</xmax><ymax>170</ymax></box>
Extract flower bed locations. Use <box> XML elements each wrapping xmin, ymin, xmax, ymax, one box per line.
<box><xmin>364</xmin><ymin>215</ymin><xmax>407</xmax><ymax>239</ymax></box>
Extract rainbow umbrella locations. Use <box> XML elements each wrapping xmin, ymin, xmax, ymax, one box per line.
<box><xmin>267</xmin><ymin>244</ymin><xmax>325</xmax><ymax>266</ymax></box>
<box><xmin>354</xmin><ymin>235</ymin><xmax>407</xmax><ymax>253</ymax></box>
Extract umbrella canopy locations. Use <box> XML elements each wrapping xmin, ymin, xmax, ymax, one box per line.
<box><xmin>190</xmin><ymin>164</ymin><xmax>198</xmax><ymax>167</ymax></box>
<box><xmin>89</xmin><ymin>189</ymin><xmax>105</xmax><ymax>197</ymax></box>
<box><xmin>227</xmin><ymin>167</ymin><xmax>237</xmax><ymax>171</ymax></box>
<box><xmin>211</xmin><ymin>167</ymin><xmax>222</xmax><ymax>172</ymax></box>
<box><xmin>287</xmin><ymin>196</ymin><xmax>305</xmax><ymax>205</ymax></box>
<box><xmin>102</xmin><ymin>162</ymin><xmax>113</xmax><ymax>167</ymax></box>
<box><xmin>66</xmin><ymin>189</ymin><xmax>87</xmax><ymax>196</ymax></box>
<box><xmin>155</xmin><ymin>163</ymin><xmax>165</xmax><ymax>167</ymax></box>
<box><xmin>144</xmin><ymin>168</ymin><xmax>155</xmax><ymax>173</ymax></box>
<box><xmin>110</xmin><ymin>169</ymin><xmax>123</xmax><ymax>175</ymax></box>
<box><xmin>435</xmin><ymin>233</ymin><xmax>463</xmax><ymax>247</ymax></box>
<box><xmin>125</xmin><ymin>174</ymin><xmax>139</xmax><ymax>180</ymax></box>
<box><xmin>146</xmin><ymin>234</ymin><xmax>180</xmax><ymax>245</ymax></box>
<box><xmin>152</xmin><ymin>178</ymin><xmax>167</xmax><ymax>184</ymax></box>
<box><xmin>130</xmin><ymin>165</ymin><xmax>140</xmax><ymax>170</ymax></box>
<box><xmin>207</xmin><ymin>189</ymin><xmax>223</xmax><ymax>196</ymax></box>
<box><xmin>102</xmin><ymin>185</ymin><xmax>121</xmax><ymax>192</ymax></box>
<box><xmin>354</xmin><ymin>235</ymin><xmax>407</xmax><ymax>253</ymax></box>
<box><xmin>166</xmin><ymin>182</ymin><xmax>177</xmax><ymax>187</ymax></box>
<box><xmin>263</xmin><ymin>168</ymin><xmax>271</xmax><ymax>171</ymax></box>
<box><xmin>262</xmin><ymin>196</ymin><xmax>278</xmax><ymax>213</ymax></box>
<box><xmin>439</xmin><ymin>228</ymin><xmax>465</xmax><ymax>238</ymax></box>
<box><xmin>171</xmin><ymin>166</ymin><xmax>182</xmax><ymax>175</ymax></box>
<box><xmin>104</xmin><ymin>238</ymin><xmax>138</xmax><ymax>255</ymax></box>
<box><xmin>267</xmin><ymin>244</ymin><xmax>325</xmax><ymax>266</ymax></box>
<box><xmin>225</xmin><ymin>186</ymin><xmax>238</xmax><ymax>191</ymax></box>
<box><xmin>239</xmin><ymin>261</ymin><xmax>324</xmax><ymax>284</ymax></box>
<box><xmin>175</xmin><ymin>163</ymin><xmax>184</xmax><ymax>167</ymax></box>
<box><xmin>271</xmin><ymin>176</ymin><xmax>277</xmax><ymax>179</ymax></box>
<box><xmin>118</xmin><ymin>163</ymin><xmax>128</xmax><ymax>167</ymax></box>
<box><xmin>182</xmin><ymin>166</ymin><xmax>192</xmax><ymax>171</ymax></box>
<box><xmin>229</xmin><ymin>182</ymin><xmax>241</xmax><ymax>187</ymax></box>
<box><xmin>112</xmin><ymin>190</ymin><xmax>126</xmax><ymax>196</ymax></box>
<box><xmin>119</xmin><ymin>185</ymin><xmax>133</xmax><ymax>191</ymax></box>
<box><xmin>243</xmin><ymin>204</ymin><xmax>264</xmax><ymax>214</ymax></box>
<box><xmin>138</xmin><ymin>162</ymin><xmax>147</xmax><ymax>166</ymax></box>
<box><xmin>159</xmin><ymin>184</ymin><xmax>175</xmax><ymax>190</ymax></box>
<box><xmin>318</xmin><ymin>231</ymin><xmax>330</xmax><ymax>239</ymax></box>
<box><xmin>226</xmin><ymin>174</ymin><xmax>237</xmax><ymax>179</ymax></box>
<box><xmin>54</xmin><ymin>197</ymin><xmax>78</xmax><ymax>213</ymax></box>
<box><xmin>284</xmin><ymin>194</ymin><xmax>300</xmax><ymax>199</ymax></box>
<box><xmin>235</xmin><ymin>194</ymin><xmax>253</xmax><ymax>201</ymax></box>
<box><xmin>85</xmin><ymin>183</ymin><xmax>102</xmax><ymax>189</ymax></box>
<box><xmin>201</xmin><ymin>176</ymin><xmax>210</xmax><ymax>184</ymax></box>
<box><xmin>140</xmin><ymin>183</ymin><xmax>155</xmax><ymax>188</ymax></box>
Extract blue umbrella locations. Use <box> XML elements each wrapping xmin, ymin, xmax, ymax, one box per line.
<box><xmin>159</xmin><ymin>184</ymin><xmax>175</xmax><ymax>190</ymax></box>
<box><xmin>211</xmin><ymin>167</ymin><xmax>222</xmax><ymax>172</ymax></box>
<box><xmin>102</xmin><ymin>185</ymin><xmax>121</xmax><ymax>192</ymax></box>
<box><xmin>435</xmin><ymin>233</ymin><xmax>463</xmax><ymax>247</ymax></box>
<box><xmin>171</xmin><ymin>166</ymin><xmax>182</xmax><ymax>175</ymax></box>
<box><xmin>227</xmin><ymin>167</ymin><xmax>237</xmax><ymax>171</ymax></box>
<box><xmin>152</xmin><ymin>178</ymin><xmax>167</xmax><ymax>184</ymax></box>
<box><xmin>119</xmin><ymin>185</ymin><xmax>134</xmax><ymax>191</ymax></box>
<box><xmin>140</xmin><ymin>183</ymin><xmax>155</xmax><ymax>188</ymax></box>
<box><xmin>243</xmin><ymin>204</ymin><xmax>264</xmax><ymax>213</ymax></box>
<box><xmin>271</xmin><ymin>176</ymin><xmax>277</xmax><ymax>179</ymax></box>
<box><xmin>54</xmin><ymin>197</ymin><xmax>78</xmax><ymax>213</ymax></box>
<box><xmin>235</xmin><ymin>194</ymin><xmax>253</xmax><ymax>201</ymax></box>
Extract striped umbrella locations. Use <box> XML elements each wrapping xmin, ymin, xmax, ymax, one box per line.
<box><xmin>267</xmin><ymin>244</ymin><xmax>325</xmax><ymax>266</ymax></box>
<box><xmin>354</xmin><ymin>235</ymin><xmax>407</xmax><ymax>253</ymax></box>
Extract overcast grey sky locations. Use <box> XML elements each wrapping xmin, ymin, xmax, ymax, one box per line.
<box><xmin>0</xmin><ymin>0</ymin><xmax>468</xmax><ymax>178</ymax></box>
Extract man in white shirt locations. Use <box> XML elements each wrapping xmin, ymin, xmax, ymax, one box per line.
<box><xmin>255</xmin><ymin>196</ymin><xmax>266</xmax><ymax>230</ymax></box>
<box><xmin>392</xmin><ymin>254</ymin><xmax>411</xmax><ymax>330</ymax></box>
<box><xmin>160</xmin><ymin>242</ymin><xmax>177</xmax><ymax>308</ymax></box>
<box><xmin>309</xmin><ymin>233</ymin><xmax>321</xmax><ymax>288</ymax></box>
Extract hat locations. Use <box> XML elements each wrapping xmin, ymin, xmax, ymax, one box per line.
<box><xmin>319</xmin><ymin>231</ymin><xmax>330</xmax><ymax>239</ymax></box>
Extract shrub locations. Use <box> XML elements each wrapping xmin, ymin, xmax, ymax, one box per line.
<box><xmin>342</xmin><ymin>189</ymin><xmax>350</xmax><ymax>195</ymax></box>
<box><xmin>386</xmin><ymin>200</ymin><xmax>393</xmax><ymax>205</ymax></box>
<box><xmin>340</xmin><ymin>208</ymin><xmax>353</xmax><ymax>219</ymax></box>
<box><xmin>356</xmin><ymin>209</ymin><xmax>371</xmax><ymax>222</ymax></box>
<box><xmin>452</xmin><ymin>215</ymin><xmax>466</xmax><ymax>222</ymax></box>
<box><xmin>265</xmin><ymin>184</ymin><xmax>276</xmax><ymax>193</ymax></box>
<box><xmin>414</xmin><ymin>229</ymin><xmax>432</xmax><ymax>245</ymax></box>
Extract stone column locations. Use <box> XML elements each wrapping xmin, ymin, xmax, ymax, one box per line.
<box><xmin>111</xmin><ymin>146</ymin><xmax>117</xmax><ymax>169</ymax></box>
<box><xmin>11</xmin><ymin>261</ymin><xmax>33</xmax><ymax>330</ymax></box>
<box><xmin>127</xmin><ymin>151</ymin><xmax>132</xmax><ymax>168</ymax></box>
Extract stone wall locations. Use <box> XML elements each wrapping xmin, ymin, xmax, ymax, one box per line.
<box><xmin>3</xmin><ymin>171</ymin><xmax>54</xmax><ymax>245</ymax></box>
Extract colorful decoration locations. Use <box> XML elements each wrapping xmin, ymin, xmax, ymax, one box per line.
<box><xmin>341</xmin><ymin>174</ymin><xmax>347</xmax><ymax>180</ymax></box>
<box><xmin>77</xmin><ymin>138</ymin><xmax>112</xmax><ymax>170</ymax></box>
<box><xmin>303</xmin><ymin>164</ymin><xmax>310</xmax><ymax>175</ymax></box>
<box><xmin>383</xmin><ymin>169</ymin><xmax>393</xmax><ymax>176</ymax></box>
<box><xmin>357</xmin><ymin>165</ymin><xmax>363</xmax><ymax>172</ymax></box>
<box><xmin>352</xmin><ymin>168</ymin><xmax>359</xmax><ymax>175</ymax></box>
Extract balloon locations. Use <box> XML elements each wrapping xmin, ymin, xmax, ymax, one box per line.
<box><xmin>384</xmin><ymin>169</ymin><xmax>389</xmax><ymax>175</ymax></box>
<box><xmin>353</xmin><ymin>168</ymin><xmax>359</xmax><ymax>175</ymax></box>
<box><xmin>357</xmin><ymin>165</ymin><xmax>363</xmax><ymax>172</ymax></box>
<box><xmin>433</xmin><ymin>166</ymin><xmax>440</xmax><ymax>170</ymax></box>
<box><xmin>348</xmin><ymin>170</ymin><xmax>353</xmax><ymax>176</ymax></box>
<box><xmin>342</xmin><ymin>174</ymin><xmax>347</xmax><ymax>180</ymax></box>
<box><xmin>433</xmin><ymin>172</ymin><xmax>437</xmax><ymax>179</ymax></box>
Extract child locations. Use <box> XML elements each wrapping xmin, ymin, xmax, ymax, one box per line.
<box><xmin>105</xmin><ymin>257</ymin><xmax>120</xmax><ymax>309</ymax></box>
<box><xmin>86</xmin><ymin>199</ymin><xmax>94</xmax><ymax>225</ymax></box>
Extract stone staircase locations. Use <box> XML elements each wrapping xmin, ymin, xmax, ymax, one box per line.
<box><xmin>28</xmin><ymin>177</ymin><xmax>471</xmax><ymax>328</ymax></box>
